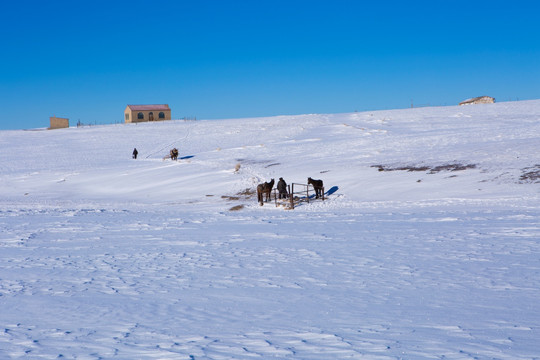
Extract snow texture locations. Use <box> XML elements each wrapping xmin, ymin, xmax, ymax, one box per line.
<box><xmin>1</xmin><ymin>100</ymin><xmax>539</xmax><ymax>359</ymax></box>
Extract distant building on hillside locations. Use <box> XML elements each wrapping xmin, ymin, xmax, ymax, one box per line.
<box><xmin>459</xmin><ymin>96</ymin><xmax>495</xmax><ymax>106</ymax></box>
<box><xmin>49</xmin><ymin>116</ymin><xmax>69</xmax><ymax>129</ymax></box>
<box><xmin>124</xmin><ymin>104</ymin><xmax>171</xmax><ymax>123</ymax></box>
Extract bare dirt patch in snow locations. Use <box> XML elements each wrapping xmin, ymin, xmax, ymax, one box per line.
<box><xmin>372</xmin><ymin>163</ymin><xmax>477</xmax><ymax>174</ymax></box>
<box><xmin>228</xmin><ymin>204</ymin><xmax>245</xmax><ymax>211</ymax></box>
<box><xmin>520</xmin><ymin>165</ymin><xmax>540</xmax><ymax>183</ymax></box>
<box><xmin>237</xmin><ymin>188</ymin><xmax>256</xmax><ymax>198</ymax></box>
<box><xmin>222</xmin><ymin>188</ymin><xmax>257</xmax><ymax>211</ymax></box>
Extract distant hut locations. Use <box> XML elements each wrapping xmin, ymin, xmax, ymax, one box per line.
<box><xmin>124</xmin><ymin>104</ymin><xmax>171</xmax><ymax>123</ymax></box>
<box><xmin>49</xmin><ymin>116</ymin><xmax>69</xmax><ymax>129</ymax></box>
<box><xmin>459</xmin><ymin>96</ymin><xmax>495</xmax><ymax>106</ymax></box>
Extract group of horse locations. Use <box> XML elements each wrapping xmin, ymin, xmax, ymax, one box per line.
<box><xmin>257</xmin><ymin>177</ymin><xmax>324</xmax><ymax>206</ymax></box>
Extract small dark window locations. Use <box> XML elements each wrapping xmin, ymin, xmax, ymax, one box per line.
<box><xmin>137</xmin><ymin>112</ymin><xmax>144</xmax><ymax>120</ymax></box>
<box><xmin>159</xmin><ymin>112</ymin><xmax>165</xmax><ymax>119</ymax></box>
<box><xmin>125</xmin><ymin>114</ymin><xmax>129</xmax><ymax>121</ymax></box>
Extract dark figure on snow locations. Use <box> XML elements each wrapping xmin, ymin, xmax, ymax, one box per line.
<box><xmin>132</xmin><ymin>148</ymin><xmax>138</xmax><ymax>159</ymax></box>
<box><xmin>170</xmin><ymin>148</ymin><xmax>179</xmax><ymax>161</ymax></box>
<box><xmin>257</xmin><ymin>178</ymin><xmax>275</xmax><ymax>205</ymax></box>
<box><xmin>277</xmin><ymin>177</ymin><xmax>288</xmax><ymax>199</ymax></box>
<box><xmin>307</xmin><ymin>177</ymin><xmax>324</xmax><ymax>199</ymax></box>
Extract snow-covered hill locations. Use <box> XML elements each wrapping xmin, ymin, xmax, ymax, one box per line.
<box><xmin>1</xmin><ymin>101</ymin><xmax>539</xmax><ymax>358</ymax></box>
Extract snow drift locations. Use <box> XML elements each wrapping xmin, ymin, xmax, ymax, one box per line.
<box><xmin>1</xmin><ymin>100</ymin><xmax>539</xmax><ymax>358</ymax></box>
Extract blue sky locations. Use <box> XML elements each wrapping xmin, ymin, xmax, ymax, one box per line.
<box><xmin>1</xmin><ymin>0</ymin><xmax>539</xmax><ymax>130</ymax></box>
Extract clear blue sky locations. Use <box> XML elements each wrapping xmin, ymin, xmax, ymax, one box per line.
<box><xmin>1</xmin><ymin>0</ymin><xmax>539</xmax><ymax>130</ymax></box>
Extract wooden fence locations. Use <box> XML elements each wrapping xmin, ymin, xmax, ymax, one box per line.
<box><xmin>263</xmin><ymin>183</ymin><xmax>325</xmax><ymax>209</ymax></box>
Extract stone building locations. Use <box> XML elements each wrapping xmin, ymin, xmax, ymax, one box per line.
<box><xmin>49</xmin><ymin>116</ymin><xmax>69</xmax><ymax>129</ymax></box>
<box><xmin>459</xmin><ymin>96</ymin><xmax>495</xmax><ymax>106</ymax></box>
<box><xmin>124</xmin><ymin>104</ymin><xmax>171</xmax><ymax>123</ymax></box>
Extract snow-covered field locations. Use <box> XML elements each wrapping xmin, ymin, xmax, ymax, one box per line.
<box><xmin>1</xmin><ymin>100</ymin><xmax>539</xmax><ymax>359</ymax></box>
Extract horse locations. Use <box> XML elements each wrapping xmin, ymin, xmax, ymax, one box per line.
<box><xmin>257</xmin><ymin>178</ymin><xmax>275</xmax><ymax>205</ymax></box>
<box><xmin>170</xmin><ymin>148</ymin><xmax>179</xmax><ymax>161</ymax></box>
<box><xmin>307</xmin><ymin>177</ymin><xmax>324</xmax><ymax>199</ymax></box>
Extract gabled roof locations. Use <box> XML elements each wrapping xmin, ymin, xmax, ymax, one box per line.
<box><xmin>126</xmin><ymin>104</ymin><xmax>170</xmax><ymax>111</ymax></box>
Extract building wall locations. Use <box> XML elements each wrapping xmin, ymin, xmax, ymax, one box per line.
<box><xmin>49</xmin><ymin>117</ymin><xmax>69</xmax><ymax>129</ymax></box>
<box><xmin>124</xmin><ymin>107</ymin><xmax>171</xmax><ymax>123</ymax></box>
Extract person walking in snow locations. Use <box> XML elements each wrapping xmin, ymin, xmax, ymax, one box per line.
<box><xmin>277</xmin><ymin>177</ymin><xmax>288</xmax><ymax>199</ymax></box>
<box><xmin>132</xmin><ymin>148</ymin><xmax>138</xmax><ymax>159</ymax></box>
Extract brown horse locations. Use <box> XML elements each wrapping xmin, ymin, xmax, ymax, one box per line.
<box><xmin>307</xmin><ymin>177</ymin><xmax>324</xmax><ymax>199</ymax></box>
<box><xmin>170</xmin><ymin>148</ymin><xmax>179</xmax><ymax>160</ymax></box>
<box><xmin>257</xmin><ymin>178</ymin><xmax>275</xmax><ymax>205</ymax></box>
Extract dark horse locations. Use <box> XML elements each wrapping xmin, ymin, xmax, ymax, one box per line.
<box><xmin>170</xmin><ymin>148</ymin><xmax>179</xmax><ymax>161</ymax></box>
<box><xmin>257</xmin><ymin>178</ymin><xmax>275</xmax><ymax>205</ymax></box>
<box><xmin>307</xmin><ymin>177</ymin><xmax>324</xmax><ymax>199</ymax></box>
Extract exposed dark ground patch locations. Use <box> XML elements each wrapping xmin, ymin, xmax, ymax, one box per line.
<box><xmin>222</xmin><ymin>189</ymin><xmax>255</xmax><ymax>202</ymax></box>
<box><xmin>222</xmin><ymin>188</ymin><xmax>257</xmax><ymax>211</ymax></box>
<box><xmin>229</xmin><ymin>205</ymin><xmax>244</xmax><ymax>211</ymax></box>
<box><xmin>520</xmin><ymin>165</ymin><xmax>540</xmax><ymax>183</ymax></box>
<box><xmin>237</xmin><ymin>188</ymin><xmax>256</xmax><ymax>198</ymax></box>
<box><xmin>372</xmin><ymin>163</ymin><xmax>477</xmax><ymax>174</ymax></box>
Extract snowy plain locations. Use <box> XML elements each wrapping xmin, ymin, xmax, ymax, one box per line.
<box><xmin>1</xmin><ymin>100</ymin><xmax>539</xmax><ymax>359</ymax></box>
